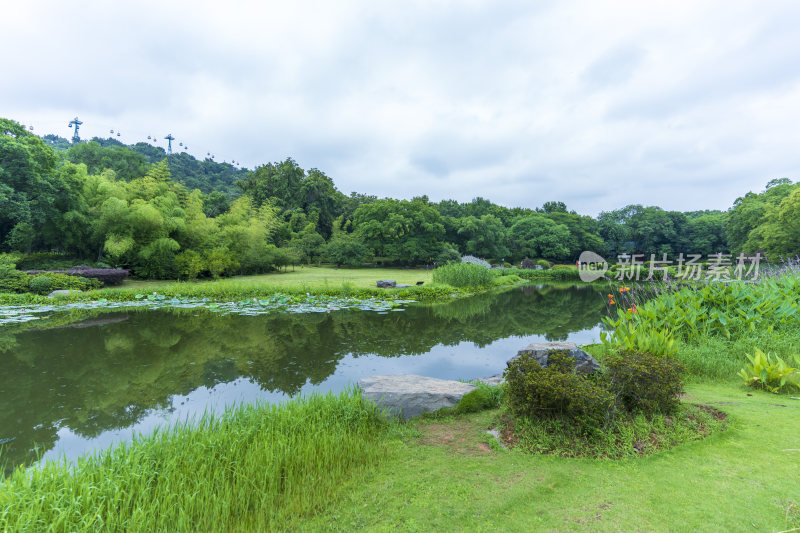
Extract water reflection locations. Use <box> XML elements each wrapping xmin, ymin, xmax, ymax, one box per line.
<box><xmin>0</xmin><ymin>284</ymin><xmax>606</xmax><ymax>474</ymax></box>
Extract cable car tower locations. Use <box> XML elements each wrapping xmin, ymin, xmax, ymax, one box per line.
<box><xmin>68</xmin><ymin>117</ymin><xmax>83</xmax><ymax>143</ymax></box>
<box><xmin>164</xmin><ymin>134</ymin><xmax>175</xmax><ymax>154</ymax></box>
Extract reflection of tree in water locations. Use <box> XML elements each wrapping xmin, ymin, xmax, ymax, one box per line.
<box><xmin>0</xmin><ymin>284</ymin><xmax>604</xmax><ymax>474</ymax></box>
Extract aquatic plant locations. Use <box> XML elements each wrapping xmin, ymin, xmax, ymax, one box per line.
<box><xmin>0</xmin><ymin>389</ymin><xmax>389</xmax><ymax>531</ymax></box>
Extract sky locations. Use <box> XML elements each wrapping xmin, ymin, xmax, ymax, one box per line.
<box><xmin>3</xmin><ymin>0</ymin><xmax>800</xmax><ymax>215</ymax></box>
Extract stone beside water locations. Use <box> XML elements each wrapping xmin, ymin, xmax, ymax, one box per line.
<box><xmin>47</xmin><ymin>290</ymin><xmax>79</xmax><ymax>298</ymax></box>
<box><xmin>507</xmin><ymin>341</ymin><xmax>600</xmax><ymax>374</ymax></box>
<box><xmin>358</xmin><ymin>374</ymin><xmax>476</xmax><ymax>419</ymax></box>
<box><xmin>376</xmin><ymin>280</ymin><xmax>396</xmax><ymax>288</ymax></box>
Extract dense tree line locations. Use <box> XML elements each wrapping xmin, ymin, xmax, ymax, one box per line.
<box><xmin>1</xmin><ymin>118</ymin><xmax>796</xmax><ymax>279</ymax></box>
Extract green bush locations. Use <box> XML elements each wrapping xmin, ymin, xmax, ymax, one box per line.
<box><xmin>605</xmin><ymin>351</ymin><xmax>685</xmax><ymax>414</ymax></box>
<box><xmin>435</xmin><ymin>246</ymin><xmax>462</xmax><ymax>265</ymax></box>
<box><xmin>28</xmin><ymin>275</ymin><xmax>53</xmax><ymax>295</ymax></box>
<box><xmin>0</xmin><ymin>270</ymin><xmax>100</xmax><ymax>295</ymax></box>
<box><xmin>432</xmin><ymin>262</ymin><xmax>493</xmax><ymax>287</ymax></box>
<box><xmin>505</xmin><ymin>267</ymin><xmax>580</xmax><ymax>282</ymax></box>
<box><xmin>0</xmin><ymin>270</ymin><xmax>32</xmax><ymax>293</ymax></box>
<box><xmin>535</xmin><ymin>259</ymin><xmax>551</xmax><ymax>269</ymax></box>
<box><xmin>455</xmin><ymin>385</ymin><xmax>502</xmax><ymax>414</ymax></box>
<box><xmin>504</xmin><ymin>350</ymin><xmax>615</xmax><ymax>431</ymax></box>
<box><xmin>15</xmin><ymin>252</ymin><xmax>107</xmax><ymax>271</ymax></box>
<box><xmin>738</xmin><ymin>349</ymin><xmax>800</xmax><ymax>393</ymax></box>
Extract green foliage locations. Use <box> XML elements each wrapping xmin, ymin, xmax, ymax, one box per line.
<box><xmin>322</xmin><ymin>232</ymin><xmax>368</xmax><ymax>266</ymax></box>
<box><xmin>509</xmin><ymin>214</ymin><xmax>572</xmax><ymax>261</ymax></box>
<box><xmin>15</xmin><ymin>252</ymin><xmax>103</xmax><ymax>271</ymax></box>
<box><xmin>605</xmin><ymin>351</ymin><xmax>685</xmax><ymax>414</ymax></box>
<box><xmin>504</xmin><ymin>266</ymin><xmax>580</xmax><ymax>281</ymax></box>
<box><xmin>455</xmin><ymin>386</ymin><xmax>501</xmax><ymax>414</ymax></box>
<box><xmin>435</xmin><ymin>244</ymin><xmax>461</xmax><ymax>265</ymax></box>
<box><xmin>354</xmin><ymin>198</ymin><xmax>445</xmax><ymax>265</ymax></box>
<box><xmin>432</xmin><ymin>262</ymin><xmax>494</xmax><ymax>287</ymax></box>
<box><xmin>504</xmin><ymin>350</ymin><xmax>615</xmax><ymax>431</ymax></box>
<box><xmin>511</xmin><ymin>403</ymin><xmax>725</xmax><ymax>459</ymax></box>
<box><xmin>603</xmin><ymin>276</ymin><xmax>800</xmax><ymax>349</ymax></box>
<box><xmin>601</xmin><ymin>309</ymin><xmax>678</xmax><ymax>356</ymax></box>
<box><xmin>0</xmin><ymin>389</ymin><xmax>389</xmax><ymax>531</ymax></box>
<box><xmin>737</xmin><ymin>348</ymin><xmax>800</xmax><ymax>393</ymax></box>
<box><xmin>535</xmin><ymin>259</ymin><xmax>551</xmax><ymax>269</ymax></box>
<box><xmin>27</xmin><ymin>275</ymin><xmax>52</xmax><ymax>295</ymax></box>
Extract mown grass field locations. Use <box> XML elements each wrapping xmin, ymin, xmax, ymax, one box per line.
<box><xmin>109</xmin><ymin>266</ymin><xmax>435</xmax><ymax>292</ymax></box>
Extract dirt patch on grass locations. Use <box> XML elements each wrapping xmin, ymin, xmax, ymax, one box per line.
<box><xmin>417</xmin><ymin>421</ymin><xmax>495</xmax><ymax>456</ymax></box>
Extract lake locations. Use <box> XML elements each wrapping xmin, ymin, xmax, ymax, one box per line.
<box><xmin>0</xmin><ymin>284</ymin><xmax>607</xmax><ymax>474</ymax></box>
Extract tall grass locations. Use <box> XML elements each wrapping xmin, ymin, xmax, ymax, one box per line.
<box><xmin>432</xmin><ymin>262</ymin><xmax>494</xmax><ymax>287</ymax></box>
<box><xmin>0</xmin><ymin>389</ymin><xmax>388</xmax><ymax>531</ymax></box>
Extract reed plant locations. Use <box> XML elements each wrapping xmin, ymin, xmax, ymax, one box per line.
<box><xmin>0</xmin><ymin>389</ymin><xmax>389</xmax><ymax>532</ymax></box>
<box><xmin>432</xmin><ymin>262</ymin><xmax>494</xmax><ymax>287</ymax></box>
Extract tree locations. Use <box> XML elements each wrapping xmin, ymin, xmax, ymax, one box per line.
<box><xmin>353</xmin><ymin>198</ymin><xmax>445</xmax><ymax>264</ymax></box>
<box><xmin>322</xmin><ymin>232</ymin><xmax>368</xmax><ymax>266</ymax></box>
<box><xmin>0</xmin><ymin>118</ymin><xmax>62</xmax><ymax>251</ymax></box>
<box><xmin>509</xmin><ymin>215</ymin><xmax>571</xmax><ymax>261</ymax></box>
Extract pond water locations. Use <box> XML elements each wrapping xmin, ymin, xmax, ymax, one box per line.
<box><xmin>0</xmin><ymin>284</ymin><xmax>607</xmax><ymax>474</ymax></box>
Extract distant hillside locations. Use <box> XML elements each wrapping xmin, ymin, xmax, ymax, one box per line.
<box><xmin>42</xmin><ymin>134</ymin><xmax>247</xmax><ymax>197</ymax></box>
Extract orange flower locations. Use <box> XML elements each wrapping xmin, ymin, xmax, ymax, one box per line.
<box><xmin>618</xmin><ymin>286</ymin><xmax>631</xmax><ymax>293</ymax></box>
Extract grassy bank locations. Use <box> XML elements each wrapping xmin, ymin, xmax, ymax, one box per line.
<box><xmin>0</xmin><ymin>265</ymin><xmax>543</xmax><ymax>306</ymax></box>
<box><xmin>302</xmin><ymin>383</ymin><xmax>799</xmax><ymax>531</ymax></box>
<box><xmin>0</xmin><ymin>390</ymin><xmax>396</xmax><ymax>531</ymax></box>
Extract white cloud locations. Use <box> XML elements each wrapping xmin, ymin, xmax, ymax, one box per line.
<box><xmin>3</xmin><ymin>0</ymin><xmax>800</xmax><ymax>215</ymax></box>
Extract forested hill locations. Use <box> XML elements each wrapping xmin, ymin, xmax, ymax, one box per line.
<box><xmin>42</xmin><ymin>134</ymin><xmax>248</xmax><ymax>198</ymax></box>
<box><xmin>2</xmin><ymin>118</ymin><xmax>798</xmax><ymax>280</ymax></box>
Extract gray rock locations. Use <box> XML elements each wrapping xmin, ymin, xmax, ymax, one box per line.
<box><xmin>47</xmin><ymin>290</ymin><xmax>79</xmax><ymax>298</ymax></box>
<box><xmin>475</xmin><ymin>375</ymin><xmax>504</xmax><ymax>386</ymax></box>
<box><xmin>376</xmin><ymin>280</ymin><xmax>396</xmax><ymax>288</ymax></box>
<box><xmin>507</xmin><ymin>341</ymin><xmax>600</xmax><ymax>374</ymax></box>
<box><xmin>358</xmin><ymin>374</ymin><xmax>476</xmax><ymax>419</ymax></box>
<box><xmin>396</xmin><ymin>284</ymin><xmax>412</xmax><ymax>288</ymax></box>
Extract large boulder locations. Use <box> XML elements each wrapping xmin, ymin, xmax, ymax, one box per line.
<box><xmin>47</xmin><ymin>289</ymin><xmax>80</xmax><ymax>298</ymax></box>
<box><xmin>358</xmin><ymin>374</ymin><xmax>476</xmax><ymax>419</ymax></box>
<box><xmin>507</xmin><ymin>341</ymin><xmax>600</xmax><ymax>374</ymax></box>
<box><xmin>376</xmin><ymin>280</ymin><xmax>396</xmax><ymax>288</ymax></box>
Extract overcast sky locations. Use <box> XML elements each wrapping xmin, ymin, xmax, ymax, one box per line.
<box><xmin>3</xmin><ymin>1</ymin><xmax>800</xmax><ymax>215</ymax></box>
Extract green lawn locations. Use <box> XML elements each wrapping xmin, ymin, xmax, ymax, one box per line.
<box><xmin>107</xmin><ymin>266</ymin><xmax>434</xmax><ymax>292</ymax></box>
<box><xmin>300</xmin><ymin>382</ymin><xmax>800</xmax><ymax>532</ymax></box>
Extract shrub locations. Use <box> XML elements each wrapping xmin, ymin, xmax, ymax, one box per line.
<box><xmin>605</xmin><ymin>351</ymin><xmax>685</xmax><ymax>414</ymax></box>
<box><xmin>433</xmin><ymin>262</ymin><xmax>494</xmax><ymax>287</ymax></box>
<box><xmin>460</xmin><ymin>255</ymin><xmax>491</xmax><ymax>268</ymax></box>
<box><xmin>520</xmin><ymin>258</ymin><xmax>535</xmax><ymax>269</ymax></box>
<box><xmin>0</xmin><ymin>270</ymin><xmax>30</xmax><ymax>293</ymax></box>
<box><xmin>455</xmin><ymin>385</ymin><xmax>501</xmax><ymax>414</ymax></box>
<box><xmin>28</xmin><ymin>275</ymin><xmax>53</xmax><ymax>295</ymax></box>
<box><xmin>435</xmin><ymin>246</ymin><xmax>461</xmax><ymax>265</ymax></box>
<box><xmin>738</xmin><ymin>349</ymin><xmax>800</xmax><ymax>393</ymax></box>
<box><xmin>504</xmin><ymin>350</ymin><xmax>615</xmax><ymax>431</ymax></box>
<box><xmin>551</xmin><ymin>264</ymin><xmax>577</xmax><ymax>271</ymax></box>
<box><xmin>535</xmin><ymin>259</ymin><xmax>551</xmax><ymax>269</ymax></box>
<box><xmin>25</xmin><ymin>268</ymin><xmax>129</xmax><ymax>285</ymax></box>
